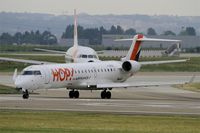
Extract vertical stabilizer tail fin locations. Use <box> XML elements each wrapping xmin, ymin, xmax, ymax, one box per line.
<box><xmin>13</xmin><ymin>68</ymin><xmax>17</xmax><ymax>82</ymax></box>
<box><xmin>125</xmin><ymin>34</ymin><xmax>143</xmax><ymax>61</ymax></box>
<box><xmin>74</xmin><ymin>9</ymin><xmax>78</xmax><ymax>47</ymax></box>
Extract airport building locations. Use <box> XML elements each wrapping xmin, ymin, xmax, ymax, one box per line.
<box><xmin>102</xmin><ymin>35</ymin><xmax>200</xmax><ymax>49</ymax></box>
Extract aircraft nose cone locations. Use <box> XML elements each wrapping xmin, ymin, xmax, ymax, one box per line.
<box><xmin>14</xmin><ymin>78</ymin><xmax>23</xmax><ymax>89</ymax></box>
<box><xmin>14</xmin><ymin>76</ymin><xmax>28</xmax><ymax>89</ymax></box>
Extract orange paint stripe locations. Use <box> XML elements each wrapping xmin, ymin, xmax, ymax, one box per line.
<box><xmin>130</xmin><ymin>34</ymin><xmax>143</xmax><ymax>60</ymax></box>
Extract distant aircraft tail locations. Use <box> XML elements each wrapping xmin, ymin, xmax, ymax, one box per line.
<box><xmin>115</xmin><ymin>34</ymin><xmax>181</xmax><ymax>61</ymax></box>
<box><xmin>73</xmin><ymin>9</ymin><xmax>78</xmax><ymax>48</ymax></box>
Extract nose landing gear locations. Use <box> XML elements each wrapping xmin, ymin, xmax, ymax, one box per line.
<box><xmin>22</xmin><ymin>90</ymin><xmax>29</xmax><ymax>99</ymax></box>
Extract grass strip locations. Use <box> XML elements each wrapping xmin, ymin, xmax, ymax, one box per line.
<box><xmin>0</xmin><ymin>110</ymin><xmax>200</xmax><ymax>133</ymax></box>
<box><xmin>0</xmin><ymin>84</ymin><xmax>20</xmax><ymax>94</ymax></box>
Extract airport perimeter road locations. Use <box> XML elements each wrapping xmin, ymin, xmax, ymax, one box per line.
<box><xmin>0</xmin><ymin>72</ymin><xmax>200</xmax><ymax>115</ymax></box>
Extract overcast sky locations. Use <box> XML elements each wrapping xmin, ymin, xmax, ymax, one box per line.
<box><xmin>0</xmin><ymin>0</ymin><xmax>199</xmax><ymax>16</ymax></box>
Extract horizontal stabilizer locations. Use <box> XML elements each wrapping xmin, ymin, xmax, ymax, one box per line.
<box><xmin>140</xmin><ymin>59</ymin><xmax>188</xmax><ymax>65</ymax></box>
<box><xmin>115</xmin><ymin>37</ymin><xmax>181</xmax><ymax>42</ymax></box>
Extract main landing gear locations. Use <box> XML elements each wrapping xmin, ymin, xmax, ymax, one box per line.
<box><xmin>69</xmin><ymin>90</ymin><xmax>79</xmax><ymax>98</ymax></box>
<box><xmin>68</xmin><ymin>89</ymin><xmax>112</xmax><ymax>99</ymax></box>
<box><xmin>22</xmin><ymin>89</ymin><xmax>29</xmax><ymax>99</ymax></box>
<box><xmin>101</xmin><ymin>90</ymin><xmax>111</xmax><ymax>99</ymax></box>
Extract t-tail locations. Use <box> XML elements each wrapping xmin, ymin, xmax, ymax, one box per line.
<box><xmin>125</xmin><ymin>34</ymin><xmax>144</xmax><ymax>61</ymax></box>
<box><xmin>116</xmin><ymin>34</ymin><xmax>182</xmax><ymax>62</ymax></box>
<box><xmin>116</xmin><ymin>34</ymin><xmax>188</xmax><ymax>65</ymax></box>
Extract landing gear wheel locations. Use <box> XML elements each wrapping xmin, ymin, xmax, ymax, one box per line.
<box><xmin>74</xmin><ymin>91</ymin><xmax>79</xmax><ymax>98</ymax></box>
<box><xmin>101</xmin><ymin>90</ymin><xmax>111</xmax><ymax>99</ymax></box>
<box><xmin>106</xmin><ymin>91</ymin><xmax>111</xmax><ymax>99</ymax></box>
<box><xmin>69</xmin><ymin>91</ymin><xmax>74</xmax><ymax>98</ymax></box>
<box><xmin>22</xmin><ymin>90</ymin><xmax>29</xmax><ymax>99</ymax></box>
<box><xmin>69</xmin><ymin>90</ymin><xmax>80</xmax><ymax>98</ymax></box>
<box><xmin>101</xmin><ymin>91</ymin><xmax>106</xmax><ymax>99</ymax></box>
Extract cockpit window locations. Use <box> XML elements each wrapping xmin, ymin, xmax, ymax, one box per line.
<box><xmin>79</xmin><ymin>54</ymin><xmax>97</xmax><ymax>59</ymax></box>
<box><xmin>88</xmin><ymin>55</ymin><xmax>97</xmax><ymax>59</ymax></box>
<box><xmin>82</xmin><ymin>55</ymin><xmax>87</xmax><ymax>58</ymax></box>
<box><xmin>93</xmin><ymin>55</ymin><xmax>97</xmax><ymax>58</ymax></box>
<box><xmin>22</xmin><ymin>70</ymin><xmax>41</xmax><ymax>75</ymax></box>
<box><xmin>34</xmin><ymin>71</ymin><xmax>41</xmax><ymax>75</ymax></box>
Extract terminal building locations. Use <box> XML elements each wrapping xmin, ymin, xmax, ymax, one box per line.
<box><xmin>102</xmin><ymin>35</ymin><xmax>200</xmax><ymax>49</ymax></box>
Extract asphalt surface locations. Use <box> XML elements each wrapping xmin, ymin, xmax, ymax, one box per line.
<box><xmin>0</xmin><ymin>72</ymin><xmax>200</xmax><ymax>115</ymax></box>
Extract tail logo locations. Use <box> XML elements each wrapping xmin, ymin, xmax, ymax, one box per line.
<box><xmin>130</xmin><ymin>34</ymin><xmax>143</xmax><ymax>61</ymax></box>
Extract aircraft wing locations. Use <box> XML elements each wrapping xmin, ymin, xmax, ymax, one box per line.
<box><xmin>140</xmin><ymin>59</ymin><xmax>188</xmax><ymax>65</ymax></box>
<box><xmin>0</xmin><ymin>57</ymin><xmax>54</xmax><ymax>65</ymax></box>
<box><xmin>34</xmin><ymin>48</ymin><xmax>66</xmax><ymax>54</ymax></box>
<box><xmin>97</xmin><ymin>81</ymin><xmax>187</xmax><ymax>89</ymax></box>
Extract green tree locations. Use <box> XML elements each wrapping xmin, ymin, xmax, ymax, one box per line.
<box><xmin>83</xmin><ymin>28</ymin><xmax>101</xmax><ymax>44</ymax></box>
<box><xmin>163</xmin><ymin>30</ymin><xmax>176</xmax><ymax>36</ymax></box>
<box><xmin>0</xmin><ymin>33</ymin><xmax>13</xmax><ymax>44</ymax></box>
<box><xmin>109</xmin><ymin>25</ymin><xmax>117</xmax><ymax>34</ymax></box>
<box><xmin>13</xmin><ymin>32</ymin><xmax>23</xmax><ymax>44</ymax></box>
<box><xmin>125</xmin><ymin>28</ymin><xmax>136</xmax><ymax>35</ymax></box>
<box><xmin>179</xmin><ymin>27</ymin><xmax>196</xmax><ymax>36</ymax></box>
<box><xmin>116</xmin><ymin>25</ymin><xmax>124</xmax><ymax>34</ymax></box>
<box><xmin>100</xmin><ymin>26</ymin><xmax>107</xmax><ymax>34</ymax></box>
<box><xmin>62</xmin><ymin>25</ymin><xmax>74</xmax><ymax>38</ymax></box>
<box><xmin>41</xmin><ymin>31</ymin><xmax>57</xmax><ymax>45</ymax></box>
<box><xmin>147</xmin><ymin>28</ymin><xmax>157</xmax><ymax>35</ymax></box>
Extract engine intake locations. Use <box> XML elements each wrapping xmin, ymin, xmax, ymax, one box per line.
<box><xmin>122</xmin><ymin>60</ymin><xmax>141</xmax><ymax>73</ymax></box>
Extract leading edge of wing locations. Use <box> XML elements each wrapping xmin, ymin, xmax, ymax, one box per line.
<box><xmin>0</xmin><ymin>57</ymin><xmax>54</xmax><ymax>65</ymax></box>
<box><xmin>34</xmin><ymin>48</ymin><xmax>66</xmax><ymax>54</ymax></box>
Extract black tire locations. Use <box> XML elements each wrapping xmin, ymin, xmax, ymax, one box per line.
<box><xmin>74</xmin><ymin>91</ymin><xmax>79</xmax><ymax>98</ymax></box>
<box><xmin>106</xmin><ymin>91</ymin><xmax>111</xmax><ymax>99</ymax></box>
<box><xmin>69</xmin><ymin>91</ymin><xmax>74</xmax><ymax>98</ymax></box>
<box><xmin>23</xmin><ymin>94</ymin><xmax>28</xmax><ymax>99</ymax></box>
<box><xmin>101</xmin><ymin>91</ymin><xmax>106</xmax><ymax>99</ymax></box>
<box><xmin>22</xmin><ymin>90</ymin><xmax>29</xmax><ymax>99</ymax></box>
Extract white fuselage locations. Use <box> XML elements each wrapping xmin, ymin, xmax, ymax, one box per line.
<box><xmin>65</xmin><ymin>46</ymin><xmax>100</xmax><ymax>63</ymax></box>
<box><xmin>15</xmin><ymin>61</ymin><xmax>140</xmax><ymax>91</ymax></box>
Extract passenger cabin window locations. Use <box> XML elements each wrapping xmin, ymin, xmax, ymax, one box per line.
<box><xmin>22</xmin><ymin>70</ymin><xmax>41</xmax><ymax>75</ymax></box>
